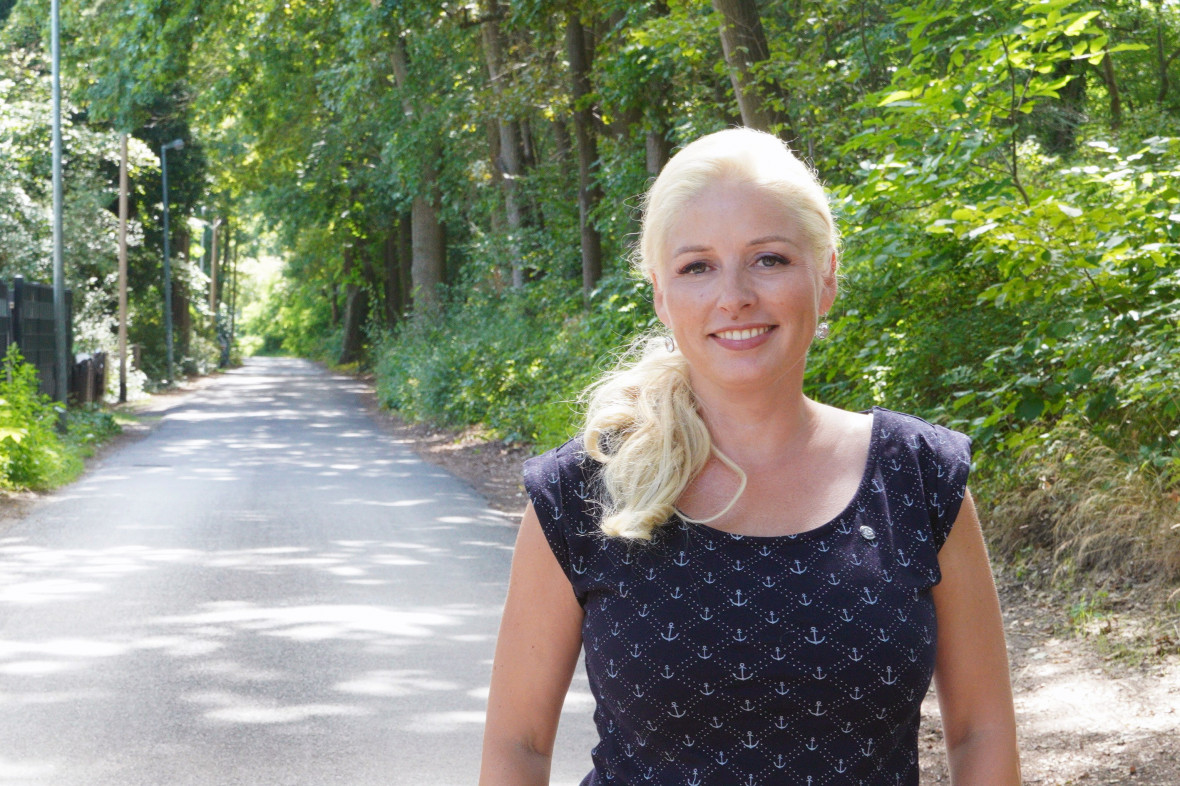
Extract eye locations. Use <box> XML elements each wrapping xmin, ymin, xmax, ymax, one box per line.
<box><xmin>677</xmin><ymin>260</ymin><xmax>710</xmax><ymax>275</ymax></box>
<box><xmin>755</xmin><ymin>253</ymin><xmax>790</xmax><ymax>268</ymax></box>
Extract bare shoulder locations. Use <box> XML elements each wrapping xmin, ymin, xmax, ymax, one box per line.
<box><xmin>810</xmin><ymin>401</ymin><xmax>873</xmax><ymax>445</ymax></box>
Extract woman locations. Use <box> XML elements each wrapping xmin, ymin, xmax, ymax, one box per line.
<box><xmin>479</xmin><ymin>128</ymin><xmax>1020</xmax><ymax>785</ymax></box>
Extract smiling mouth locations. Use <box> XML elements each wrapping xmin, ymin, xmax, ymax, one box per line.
<box><xmin>713</xmin><ymin>326</ymin><xmax>773</xmax><ymax>341</ymax></box>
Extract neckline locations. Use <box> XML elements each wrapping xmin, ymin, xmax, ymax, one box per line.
<box><xmin>675</xmin><ymin>406</ymin><xmax>883</xmax><ymax>543</ymax></box>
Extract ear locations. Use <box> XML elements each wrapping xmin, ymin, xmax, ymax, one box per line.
<box><xmin>818</xmin><ymin>249</ymin><xmax>839</xmax><ymax>315</ymax></box>
<box><xmin>650</xmin><ymin>270</ymin><xmax>671</xmax><ymax>328</ymax></box>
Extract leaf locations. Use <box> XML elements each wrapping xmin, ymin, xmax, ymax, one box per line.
<box><xmin>1063</xmin><ymin>11</ymin><xmax>1101</xmax><ymax>37</ymax></box>
<box><xmin>1015</xmin><ymin>396</ymin><xmax>1045</xmax><ymax>421</ymax></box>
<box><xmin>879</xmin><ymin>90</ymin><xmax>914</xmax><ymax>106</ymax></box>
<box><xmin>1057</xmin><ymin>203</ymin><xmax>1083</xmax><ymax>218</ymax></box>
<box><xmin>967</xmin><ymin>222</ymin><xmax>998</xmax><ymax>239</ymax></box>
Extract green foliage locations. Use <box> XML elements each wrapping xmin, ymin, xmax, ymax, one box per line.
<box><xmin>22</xmin><ymin>0</ymin><xmax>1178</xmax><ymax>582</ymax></box>
<box><xmin>785</xmin><ymin>2</ymin><xmax>1179</xmax><ymax>584</ymax></box>
<box><xmin>242</xmin><ymin>270</ymin><xmax>338</xmax><ymax>360</ymax></box>
<box><xmin>65</xmin><ymin>404</ymin><xmax>120</xmax><ymax>452</ymax></box>
<box><xmin>0</xmin><ymin>347</ymin><xmax>78</xmax><ymax>489</ymax></box>
<box><xmin>374</xmin><ymin>269</ymin><xmax>655</xmax><ymax>447</ymax></box>
<box><xmin>1068</xmin><ymin>589</ymin><xmax>1111</xmax><ymax>634</ymax></box>
<box><xmin>0</xmin><ymin>348</ymin><xmax>121</xmax><ymax>491</ymax></box>
<box><xmin>1</xmin><ymin>3</ymin><xmax>213</xmax><ymax>384</ymax></box>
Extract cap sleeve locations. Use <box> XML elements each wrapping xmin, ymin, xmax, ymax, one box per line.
<box><xmin>521</xmin><ymin>439</ymin><xmax>598</xmax><ymax>603</ymax></box>
<box><xmin>917</xmin><ymin>424</ymin><xmax>972</xmax><ymax>550</ymax></box>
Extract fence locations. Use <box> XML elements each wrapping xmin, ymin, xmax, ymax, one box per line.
<box><xmin>0</xmin><ymin>276</ymin><xmax>104</xmax><ymax>404</ymax></box>
<box><xmin>0</xmin><ymin>281</ymin><xmax>9</xmax><ymax>361</ymax></box>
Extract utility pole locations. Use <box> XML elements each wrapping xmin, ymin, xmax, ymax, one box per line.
<box><xmin>118</xmin><ymin>134</ymin><xmax>129</xmax><ymax>403</ymax></box>
<box><xmin>51</xmin><ymin>0</ymin><xmax>67</xmax><ymax>403</ymax></box>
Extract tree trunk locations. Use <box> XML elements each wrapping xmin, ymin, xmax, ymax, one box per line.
<box><xmin>208</xmin><ymin>218</ymin><xmax>219</xmax><ymax>327</ymax></box>
<box><xmin>481</xmin><ymin>1</ymin><xmax>526</xmax><ymax>288</ymax></box>
<box><xmin>1043</xmin><ymin>55</ymin><xmax>1085</xmax><ymax>155</ymax></box>
<box><xmin>485</xmin><ymin>118</ymin><xmax>505</xmax><ymax>234</ymax></box>
<box><xmin>383</xmin><ymin>222</ymin><xmax>403</xmax><ymax>327</ymax></box>
<box><xmin>229</xmin><ymin>241</ymin><xmax>238</xmax><ymax>351</ymax></box>
<box><xmin>1155</xmin><ymin>0</ymin><xmax>1180</xmax><ymax>105</ymax></box>
<box><xmin>711</xmin><ymin>0</ymin><xmax>794</xmax><ymax>137</ymax></box>
<box><xmin>389</xmin><ymin>33</ymin><xmax>445</xmax><ymax>312</ymax></box>
<box><xmin>398</xmin><ymin>210</ymin><xmax>413</xmax><ymax>314</ymax></box>
<box><xmin>519</xmin><ymin>115</ymin><xmax>537</xmax><ymax>170</ymax></box>
<box><xmin>338</xmin><ymin>245</ymin><xmax>368</xmax><ymax>365</ymax></box>
<box><xmin>1158</xmin><ymin>10</ymin><xmax>1170</xmax><ymax>105</ymax></box>
<box><xmin>646</xmin><ymin>128</ymin><xmax>671</xmax><ymax>175</ymax></box>
<box><xmin>566</xmin><ymin>10</ymin><xmax>603</xmax><ymax>297</ymax></box>
<box><xmin>338</xmin><ymin>286</ymin><xmax>368</xmax><ymax>365</ymax></box>
<box><xmin>219</xmin><ymin>221</ymin><xmax>231</xmax><ymax>318</ymax></box>
<box><xmin>410</xmin><ymin>190</ymin><xmax>444</xmax><ymax>315</ymax></box>
<box><xmin>360</xmin><ymin>241</ymin><xmax>381</xmax><ymax>324</ymax></box>
<box><xmin>174</xmin><ymin>228</ymin><xmax>191</xmax><ymax>359</ymax></box>
<box><xmin>1099</xmin><ymin>52</ymin><xmax>1123</xmax><ymax>130</ymax></box>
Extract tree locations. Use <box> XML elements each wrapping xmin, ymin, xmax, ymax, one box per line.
<box><xmin>566</xmin><ymin>6</ymin><xmax>603</xmax><ymax>296</ymax></box>
<box><xmin>711</xmin><ymin>0</ymin><xmax>794</xmax><ymax>137</ymax></box>
<box><xmin>480</xmin><ymin>0</ymin><xmax>528</xmax><ymax>288</ymax></box>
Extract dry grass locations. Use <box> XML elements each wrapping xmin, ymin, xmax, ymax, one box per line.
<box><xmin>984</xmin><ymin>426</ymin><xmax>1180</xmax><ymax>586</ymax></box>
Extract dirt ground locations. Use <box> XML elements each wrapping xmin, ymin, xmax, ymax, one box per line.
<box><xmin>363</xmin><ymin>394</ymin><xmax>1180</xmax><ymax>786</ymax></box>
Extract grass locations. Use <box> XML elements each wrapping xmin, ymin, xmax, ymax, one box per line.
<box><xmin>983</xmin><ymin>424</ymin><xmax>1180</xmax><ymax>587</ymax></box>
<box><xmin>974</xmin><ymin>421</ymin><xmax>1180</xmax><ymax>665</ymax></box>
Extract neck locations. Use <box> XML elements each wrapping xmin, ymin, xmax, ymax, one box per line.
<box><xmin>690</xmin><ymin>375</ymin><xmax>820</xmax><ymax>468</ymax></box>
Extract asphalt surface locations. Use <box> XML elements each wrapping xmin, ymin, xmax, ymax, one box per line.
<box><xmin>0</xmin><ymin>357</ymin><xmax>598</xmax><ymax>786</ymax></box>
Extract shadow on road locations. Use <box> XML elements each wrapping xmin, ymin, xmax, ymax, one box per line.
<box><xmin>0</xmin><ymin>358</ymin><xmax>576</xmax><ymax>786</ymax></box>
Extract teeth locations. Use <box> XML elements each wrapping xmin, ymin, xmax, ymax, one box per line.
<box><xmin>716</xmin><ymin>327</ymin><xmax>770</xmax><ymax>341</ymax></box>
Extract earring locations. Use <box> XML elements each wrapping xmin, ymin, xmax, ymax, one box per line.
<box><xmin>815</xmin><ymin>321</ymin><xmax>830</xmax><ymax>340</ymax></box>
<box><xmin>665</xmin><ymin>335</ymin><xmax>676</xmax><ymax>353</ymax></box>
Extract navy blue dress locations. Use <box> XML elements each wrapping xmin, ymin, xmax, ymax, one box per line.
<box><xmin>522</xmin><ymin>408</ymin><xmax>972</xmax><ymax>786</ymax></box>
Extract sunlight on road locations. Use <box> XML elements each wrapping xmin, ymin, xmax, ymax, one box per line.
<box><xmin>0</xmin><ymin>360</ymin><xmax>542</xmax><ymax>785</ymax></box>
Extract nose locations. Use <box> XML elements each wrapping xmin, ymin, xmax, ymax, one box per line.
<box><xmin>716</xmin><ymin>266</ymin><xmax>755</xmax><ymax>316</ymax></box>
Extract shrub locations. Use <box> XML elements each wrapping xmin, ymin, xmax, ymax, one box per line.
<box><xmin>0</xmin><ymin>347</ymin><xmax>80</xmax><ymax>489</ymax></box>
<box><xmin>373</xmin><ymin>269</ymin><xmax>654</xmax><ymax>447</ymax></box>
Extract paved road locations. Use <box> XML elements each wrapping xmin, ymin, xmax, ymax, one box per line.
<box><xmin>0</xmin><ymin>358</ymin><xmax>597</xmax><ymax>785</ymax></box>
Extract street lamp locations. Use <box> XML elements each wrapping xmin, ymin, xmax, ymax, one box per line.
<box><xmin>51</xmin><ymin>0</ymin><xmax>66</xmax><ymax>403</ymax></box>
<box><xmin>160</xmin><ymin>138</ymin><xmax>184</xmax><ymax>384</ymax></box>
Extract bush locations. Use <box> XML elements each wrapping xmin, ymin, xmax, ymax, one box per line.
<box><xmin>373</xmin><ymin>269</ymin><xmax>655</xmax><ymax>447</ymax></box>
<box><xmin>66</xmin><ymin>405</ymin><xmax>121</xmax><ymax>453</ymax></box>
<box><xmin>181</xmin><ymin>333</ymin><xmax>222</xmax><ymax>376</ymax></box>
<box><xmin>0</xmin><ymin>347</ymin><xmax>79</xmax><ymax>489</ymax></box>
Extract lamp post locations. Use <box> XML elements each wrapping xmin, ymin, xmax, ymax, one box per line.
<box><xmin>160</xmin><ymin>138</ymin><xmax>184</xmax><ymax>384</ymax></box>
<box><xmin>51</xmin><ymin>0</ymin><xmax>66</xmax><ymax>403</ymax></box>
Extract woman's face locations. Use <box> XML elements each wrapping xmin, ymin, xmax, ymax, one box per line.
<box><xmin>651</xmin><ymin>179</ymin><xmax>837</xmax><ymax>400</ymax></box>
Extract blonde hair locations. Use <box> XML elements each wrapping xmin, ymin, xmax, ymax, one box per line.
<box><xmin>582</xmin><ymin>127</ymin><xmax>838</xmax><ymax>540</ymax></box>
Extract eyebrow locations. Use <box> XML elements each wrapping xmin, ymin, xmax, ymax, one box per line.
<box><xmin>748</xmin><ymin>234</ymin><xmax>792</xmax><ymax>246</ymax></box>
<box><xmin>672</xmin><ymin>235</ymin><xmax>794</xmax><ymax>257</ymax></box>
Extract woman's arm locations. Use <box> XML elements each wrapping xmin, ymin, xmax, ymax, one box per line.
<box><xmin>479</xmin><ymin>503</ymin><xmax>585</xmax><ymax>786</ymax></box>
<box><xmin>932</xmin><ymin>489</ymin><xmax>1022</xmax><ymax>785</ymax></box>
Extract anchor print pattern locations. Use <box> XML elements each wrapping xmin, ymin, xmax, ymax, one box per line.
<box><xmin>523</xmin><ymin>408</ymin><xmax>971</xmax><ymax>785</ymax></box>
